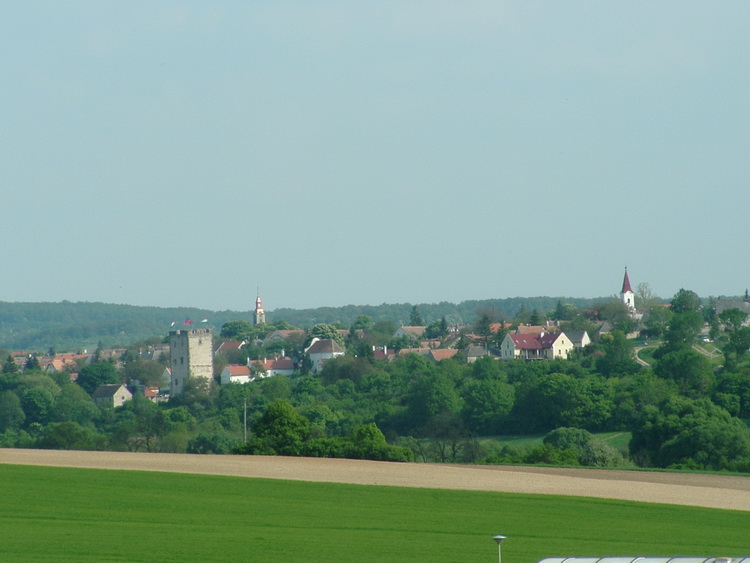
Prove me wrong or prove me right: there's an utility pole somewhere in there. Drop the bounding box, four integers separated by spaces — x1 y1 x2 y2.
244 397 248 443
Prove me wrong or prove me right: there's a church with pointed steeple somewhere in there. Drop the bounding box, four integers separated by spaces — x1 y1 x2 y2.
620 268 635 313
253 291 266 326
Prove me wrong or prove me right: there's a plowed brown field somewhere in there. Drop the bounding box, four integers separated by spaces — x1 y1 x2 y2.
3 448 749 511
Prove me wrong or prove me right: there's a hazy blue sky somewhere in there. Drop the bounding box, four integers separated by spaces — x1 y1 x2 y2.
3 2 749 312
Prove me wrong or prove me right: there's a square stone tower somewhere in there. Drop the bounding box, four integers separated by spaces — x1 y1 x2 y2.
169 328 213 395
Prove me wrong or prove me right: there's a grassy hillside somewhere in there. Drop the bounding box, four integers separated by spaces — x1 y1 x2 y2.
1 464 748 562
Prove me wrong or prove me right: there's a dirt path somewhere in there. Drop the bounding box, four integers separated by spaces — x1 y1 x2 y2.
2 448 749 512
633 346 650 367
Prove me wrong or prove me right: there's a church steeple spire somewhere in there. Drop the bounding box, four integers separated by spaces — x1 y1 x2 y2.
621 267 633 294
620 268 635 312
253 289 266 326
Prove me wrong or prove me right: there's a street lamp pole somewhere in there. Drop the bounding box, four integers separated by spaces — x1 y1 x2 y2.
493 534 507 563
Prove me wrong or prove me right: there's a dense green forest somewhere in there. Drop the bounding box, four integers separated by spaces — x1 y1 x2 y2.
0 296 605 351
2 288 750 472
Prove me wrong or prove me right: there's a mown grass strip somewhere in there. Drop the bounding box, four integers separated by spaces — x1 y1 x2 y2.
1 464 748 562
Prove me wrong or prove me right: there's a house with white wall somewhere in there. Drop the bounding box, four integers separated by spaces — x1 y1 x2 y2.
500 331 574 360
305 338 345 373
220 364 252 385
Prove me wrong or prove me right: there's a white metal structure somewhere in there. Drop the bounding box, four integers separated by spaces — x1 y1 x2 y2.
539 558 750 563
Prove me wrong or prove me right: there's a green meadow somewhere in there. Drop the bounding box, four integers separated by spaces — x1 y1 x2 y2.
1 464 748 562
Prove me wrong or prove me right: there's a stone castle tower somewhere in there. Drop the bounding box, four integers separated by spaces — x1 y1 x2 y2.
620 268 635 312
169 328 213 396
253 292 266 326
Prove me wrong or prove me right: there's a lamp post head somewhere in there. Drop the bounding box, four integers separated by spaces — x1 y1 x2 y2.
493 535 507 545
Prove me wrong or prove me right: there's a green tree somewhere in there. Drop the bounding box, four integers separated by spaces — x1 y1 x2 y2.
424 317 448 340
630 396 750 470
344 423 413 462
595 331 640 377
513 373 613 433
553 301 577 321
409 305 423 326
405 372 462 432
644 306 673 338
655 290 704 357
610 371 677 429
350 315 373 331
77 362 119 395
37 421 96 450
655 348 714 397
635 282 660 313
245 400 310 456
718 308 748 332
460 378 514 435
543 426 593 452
187 430 239 454
24 355 42 372
305 324 345 347
727 327 750 358
0 391 25 431
473 313 493 348
21 387 54 425
131 394 168 452
671 288 701 314
50 384 99 426
529 309 541 326
3 355 18 374
122 358 167 387
542 426 626 467
714 370 750 418
596 301 637 333
220 320 255 341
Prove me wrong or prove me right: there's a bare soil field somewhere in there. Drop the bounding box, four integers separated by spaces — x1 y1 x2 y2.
2 448 750 512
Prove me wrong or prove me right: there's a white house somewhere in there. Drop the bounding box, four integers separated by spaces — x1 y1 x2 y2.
500 331 575 360
305 338 345 373
565 331 592 349
92 384 133 408
254 356 295 378
220 364 252 385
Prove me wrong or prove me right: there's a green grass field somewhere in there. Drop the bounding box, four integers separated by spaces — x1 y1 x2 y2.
1 464 748 562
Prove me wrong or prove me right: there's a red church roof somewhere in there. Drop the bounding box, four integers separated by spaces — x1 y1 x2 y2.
622 268 633 293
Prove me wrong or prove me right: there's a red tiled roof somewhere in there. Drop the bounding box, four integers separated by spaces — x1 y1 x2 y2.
517 324 559 334
429 349 458 361
257 357 294 371
398 326 426 336
225 364 251 376
373 349 395 360
509 332 561 350
216 341 245 353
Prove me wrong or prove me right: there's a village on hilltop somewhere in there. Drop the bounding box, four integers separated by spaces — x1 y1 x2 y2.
4 270 748 410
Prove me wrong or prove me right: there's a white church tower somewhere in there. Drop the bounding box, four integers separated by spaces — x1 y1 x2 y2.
253 291 266 326
620 268 635 313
